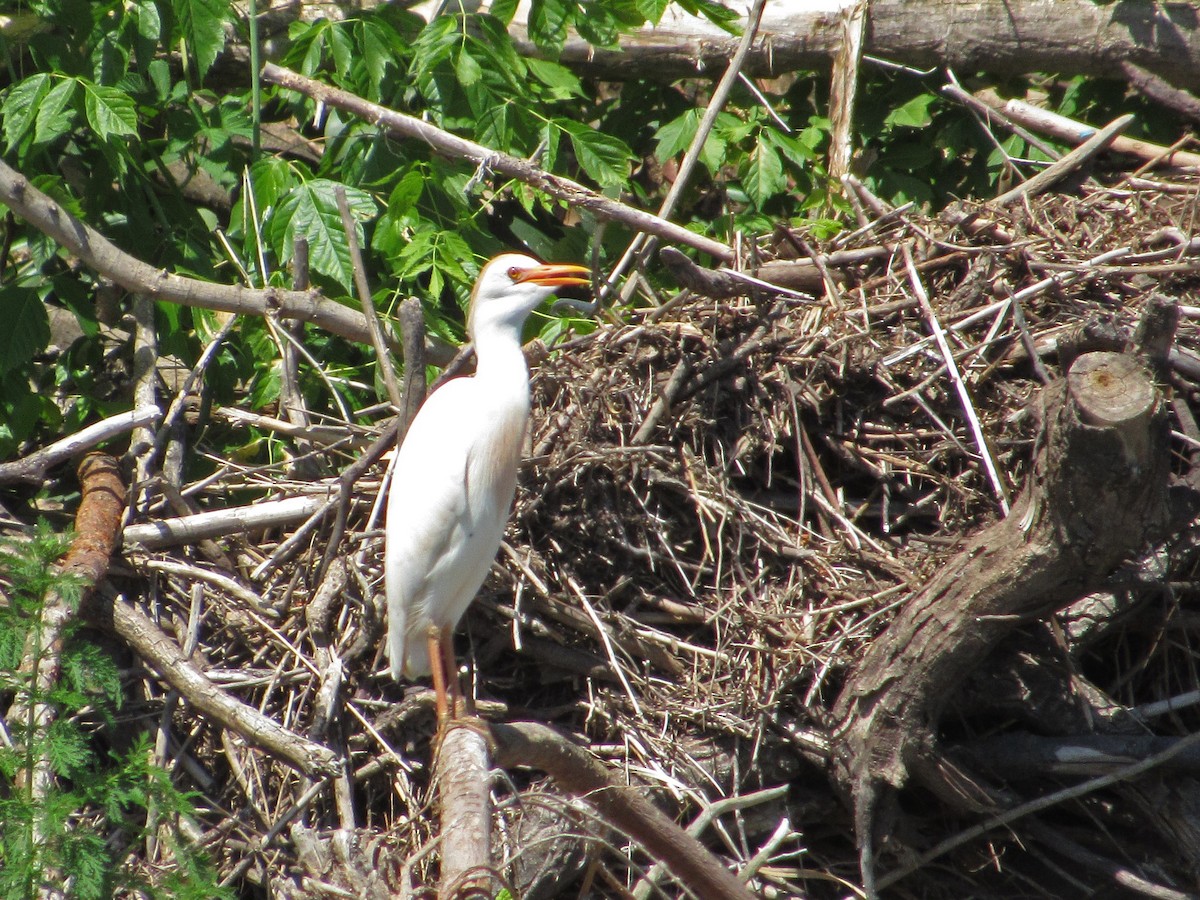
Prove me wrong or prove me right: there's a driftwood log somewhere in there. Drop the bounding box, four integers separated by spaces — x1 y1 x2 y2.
830 299 1177 893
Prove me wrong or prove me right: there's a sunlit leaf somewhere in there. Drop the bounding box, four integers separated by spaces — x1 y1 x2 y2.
528 0 573 50
740 141 785 207
655 108 702 160
2 73 51 150
268 179 377 293
635 0 672 24
455 49 482 87
82 82 138 140
558 120 634 187
526 57 582 99
885 93 937 129
34 78 78 146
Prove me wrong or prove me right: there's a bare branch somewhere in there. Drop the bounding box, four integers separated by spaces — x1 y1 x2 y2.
0 406 161 486
0 159 454 365
489 721 756 900
261 63 736 264
123 494 332 550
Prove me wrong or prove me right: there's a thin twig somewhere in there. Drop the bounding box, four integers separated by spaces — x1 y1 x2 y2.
992 114 1135 206
335 184 402 409
599 0 769 302
902 245 1010 514
0 406 161 486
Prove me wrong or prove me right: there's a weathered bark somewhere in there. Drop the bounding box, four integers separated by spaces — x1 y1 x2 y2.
6 454 127 900
516 0 1200 87
437 724 496 898
830 309 1175 889
259 0 1200 89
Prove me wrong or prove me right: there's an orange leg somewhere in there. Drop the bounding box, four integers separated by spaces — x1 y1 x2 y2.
439 624 461 720
427 624 449 725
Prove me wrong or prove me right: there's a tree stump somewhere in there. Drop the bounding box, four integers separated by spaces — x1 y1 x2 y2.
830 338 1173 892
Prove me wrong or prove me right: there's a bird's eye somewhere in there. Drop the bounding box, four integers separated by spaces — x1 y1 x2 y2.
507 266 521 280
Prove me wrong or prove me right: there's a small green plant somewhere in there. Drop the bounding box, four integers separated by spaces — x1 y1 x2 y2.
0 523 231 900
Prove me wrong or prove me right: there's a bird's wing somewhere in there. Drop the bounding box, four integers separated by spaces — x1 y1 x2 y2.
384 378 525 678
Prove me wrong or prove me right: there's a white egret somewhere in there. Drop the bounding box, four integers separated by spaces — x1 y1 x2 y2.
385 253 590 719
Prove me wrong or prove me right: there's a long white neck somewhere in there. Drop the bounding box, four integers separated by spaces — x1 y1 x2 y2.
471 320 531 410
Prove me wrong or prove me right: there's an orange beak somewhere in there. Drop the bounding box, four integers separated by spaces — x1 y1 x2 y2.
512 263 591 288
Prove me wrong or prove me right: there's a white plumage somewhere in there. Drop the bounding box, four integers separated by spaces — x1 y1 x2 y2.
385 254 590 693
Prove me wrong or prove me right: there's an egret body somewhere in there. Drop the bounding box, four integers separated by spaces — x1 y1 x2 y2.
385 254 589 714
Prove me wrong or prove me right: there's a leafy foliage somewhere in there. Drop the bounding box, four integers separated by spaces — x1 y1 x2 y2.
0 525 229 899
0 0 1180 469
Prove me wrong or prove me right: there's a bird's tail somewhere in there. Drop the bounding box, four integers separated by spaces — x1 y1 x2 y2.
387 617 431 680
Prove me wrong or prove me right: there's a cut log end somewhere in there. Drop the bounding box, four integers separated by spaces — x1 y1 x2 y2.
1067 352 1156 428
1067 352 1158 466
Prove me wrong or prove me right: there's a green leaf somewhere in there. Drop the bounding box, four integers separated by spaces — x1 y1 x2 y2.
34 78 79 146
3 73 51 150
387 168 425 220
673 0 740 31
526 57 583 99
763 129 815 168
148 58 172 101
559 120 633 187
655 108 701 160
327 19 355 77
268 179 378 292
171 0 228 78
489 0 520 24
392 227 438 281
635 0 672 24
81 82 138 140
137 0 162 40
0 286 50 376
528 0 573 50
740 141 785 207
372 169 426 257
885 93 937 129
455 49 482 87
358 18 404 97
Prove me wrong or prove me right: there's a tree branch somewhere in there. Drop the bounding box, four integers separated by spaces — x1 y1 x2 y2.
0 159 453 365
260 64 736 264
489 721 756 900
0 406 160 485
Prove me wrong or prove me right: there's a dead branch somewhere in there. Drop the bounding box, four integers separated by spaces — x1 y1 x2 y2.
489 721 756 900
83 586 341 778
504 0 1200 88
958 732 1200 779
0 406 160 485
972 90 1200 170
437 724 496 898
122 493 332 550
1122 61 1200 125
991 114 1135 206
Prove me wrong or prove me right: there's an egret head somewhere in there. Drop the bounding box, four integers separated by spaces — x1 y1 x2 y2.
467 253 590 339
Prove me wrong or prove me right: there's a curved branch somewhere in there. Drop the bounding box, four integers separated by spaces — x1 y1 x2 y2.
0 159 454 365
489 721 756 900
